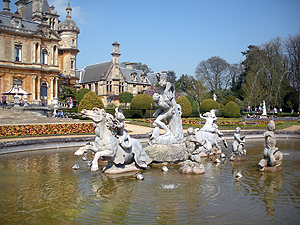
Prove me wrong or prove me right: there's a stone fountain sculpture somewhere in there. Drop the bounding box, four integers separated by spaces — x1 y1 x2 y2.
229 127 246 161
194 109 228 156
145 73 186 163
74 107 152 174
258 120 283 172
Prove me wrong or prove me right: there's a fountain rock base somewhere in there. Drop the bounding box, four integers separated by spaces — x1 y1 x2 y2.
144 143 186 163
229 150 247 161
102 162 145 174
179 160 205 174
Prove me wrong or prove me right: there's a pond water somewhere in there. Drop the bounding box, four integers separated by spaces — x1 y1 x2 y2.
0 138 299 224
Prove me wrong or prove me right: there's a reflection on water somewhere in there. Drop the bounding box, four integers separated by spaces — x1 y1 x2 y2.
0 138 299 224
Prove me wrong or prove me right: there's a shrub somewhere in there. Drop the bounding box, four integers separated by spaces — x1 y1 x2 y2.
130 94 155 118
200 99 219 113
222 101 240 118
222 95 236 106
76 88 91 104
176 96 192 117
78 91 104 113
119 92 133 109
106 102 117 109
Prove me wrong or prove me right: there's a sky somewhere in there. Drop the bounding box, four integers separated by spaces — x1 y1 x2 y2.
5 0 300 78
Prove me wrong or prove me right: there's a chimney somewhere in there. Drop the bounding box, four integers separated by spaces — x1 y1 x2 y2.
125 62 133 69
3 0 10 12
15 0 27 19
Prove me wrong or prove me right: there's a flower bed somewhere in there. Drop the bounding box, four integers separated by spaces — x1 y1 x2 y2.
0 123 95 137
133 118 284 130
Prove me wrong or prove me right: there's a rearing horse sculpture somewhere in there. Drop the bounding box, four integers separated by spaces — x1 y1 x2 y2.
74 108 152 173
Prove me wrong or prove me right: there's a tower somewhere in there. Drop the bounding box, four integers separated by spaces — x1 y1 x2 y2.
111 41 121 79
58 2 80 78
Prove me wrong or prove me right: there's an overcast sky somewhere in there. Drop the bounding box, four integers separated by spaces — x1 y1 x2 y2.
6 0 300 78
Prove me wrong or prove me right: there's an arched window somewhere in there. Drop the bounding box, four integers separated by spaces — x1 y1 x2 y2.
40 81 48 104
41 49 48 65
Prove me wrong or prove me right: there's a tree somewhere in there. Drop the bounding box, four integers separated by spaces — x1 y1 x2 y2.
167 70 176 83
78 91 104 113
119 92 133 109
143 85 158 97
241 39 290 111
176 96 192 117
59 86 76 103
175 74 207 111
76 88 90 104
195 56 230 91
130 94 155 118
120 62 153 74
285 32 300 111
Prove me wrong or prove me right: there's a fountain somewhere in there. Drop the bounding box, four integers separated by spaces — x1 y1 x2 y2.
0 138 299 224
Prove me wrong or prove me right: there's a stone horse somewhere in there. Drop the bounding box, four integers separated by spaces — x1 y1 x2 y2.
74 108 152 173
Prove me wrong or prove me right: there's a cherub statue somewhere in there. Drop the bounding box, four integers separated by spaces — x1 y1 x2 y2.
258 120 283 171
199 109 228 148
229 127 246 161
113 107 131 149
232 127 245 153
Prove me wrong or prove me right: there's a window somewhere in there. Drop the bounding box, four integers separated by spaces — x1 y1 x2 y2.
133 85 136 94
40 82 48 101
119 82 124 93
71 60 74 69
41 49 48 64
15 21 19 28
15 45 22 62
106 81 112 92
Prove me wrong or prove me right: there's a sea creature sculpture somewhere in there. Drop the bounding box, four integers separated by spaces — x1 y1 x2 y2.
74 108 152 173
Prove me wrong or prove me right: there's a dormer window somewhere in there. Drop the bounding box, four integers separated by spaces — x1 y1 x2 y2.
15 45 22 62
131 72 137 82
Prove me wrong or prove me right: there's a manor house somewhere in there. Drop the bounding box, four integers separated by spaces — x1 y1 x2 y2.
78 41 164 106
0 0 79 105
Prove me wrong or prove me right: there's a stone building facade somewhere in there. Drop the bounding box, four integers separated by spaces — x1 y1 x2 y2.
0 0 79 105
78 42 153 106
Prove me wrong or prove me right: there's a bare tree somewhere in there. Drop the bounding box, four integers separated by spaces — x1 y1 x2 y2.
195 56 230 91
285 32 300 111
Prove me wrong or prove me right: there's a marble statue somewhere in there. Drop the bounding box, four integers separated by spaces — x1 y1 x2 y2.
194 109 228 156
258 120 283 172
148 72 183 145
74 107 152 173
179 127 205 174
262 100 267 117
145 73 186 163
229 127 247 161
213 93 217 101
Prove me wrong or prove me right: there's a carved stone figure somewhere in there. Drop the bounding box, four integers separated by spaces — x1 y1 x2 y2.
148 73 183 145
194 109 228 156
179 127 205 174
229 127 247 161
258 120 283 172
262 100 267 117
74 108 152 173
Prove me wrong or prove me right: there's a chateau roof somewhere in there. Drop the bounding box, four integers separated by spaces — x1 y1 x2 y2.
0 14 39 31
58 18 79 33
81 61 113 83
79 61 152 85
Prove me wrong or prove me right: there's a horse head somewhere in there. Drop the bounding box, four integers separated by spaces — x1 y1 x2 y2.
81 107 106 123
